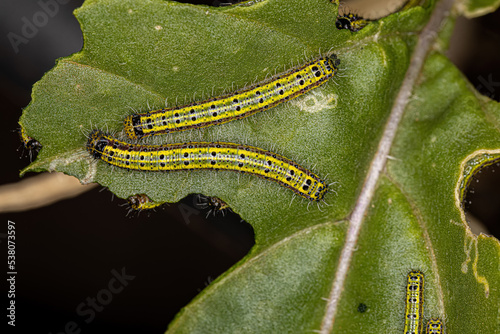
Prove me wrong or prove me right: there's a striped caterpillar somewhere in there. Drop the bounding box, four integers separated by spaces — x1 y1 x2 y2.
404 271 446 334
404 270 424 334
87 130 328 202
196 194 231 216
425 318 444 334
18 125 41 161
335 13 370 32
127 193 163 211
123 55 340 139
19 126 40 150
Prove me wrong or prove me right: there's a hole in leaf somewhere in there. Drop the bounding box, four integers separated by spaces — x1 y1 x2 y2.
464 161 500 238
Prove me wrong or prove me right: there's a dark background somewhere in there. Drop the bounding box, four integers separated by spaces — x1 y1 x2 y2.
1 0 499 333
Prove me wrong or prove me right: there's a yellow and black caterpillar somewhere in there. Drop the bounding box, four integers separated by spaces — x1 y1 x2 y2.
405 270 425 334
335 13 370 32
87 130 328 201
426 318 444 334
123 55 340 139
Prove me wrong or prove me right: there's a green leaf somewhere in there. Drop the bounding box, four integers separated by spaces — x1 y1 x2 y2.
19 0 500 332
458 0 500 17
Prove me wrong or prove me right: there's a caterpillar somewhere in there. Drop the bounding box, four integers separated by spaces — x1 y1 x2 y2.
196 194 231 216
127 193 164 211
18 126 41 160
336 0 421 32
335 13 370 32
87 130 328 202
404 270 424 334
123 55 340 139
19 126 41 151
425 318 444 334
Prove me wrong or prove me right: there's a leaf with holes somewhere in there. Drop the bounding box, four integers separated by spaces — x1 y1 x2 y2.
19 0 500 332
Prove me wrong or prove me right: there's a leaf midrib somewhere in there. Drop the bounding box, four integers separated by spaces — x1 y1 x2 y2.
319 0 457 332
